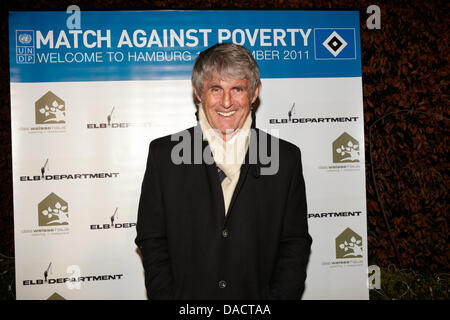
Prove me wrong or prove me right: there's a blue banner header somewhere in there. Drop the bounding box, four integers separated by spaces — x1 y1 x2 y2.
9 10 362 82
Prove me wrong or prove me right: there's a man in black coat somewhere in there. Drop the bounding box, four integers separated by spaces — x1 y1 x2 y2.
135 43 312 300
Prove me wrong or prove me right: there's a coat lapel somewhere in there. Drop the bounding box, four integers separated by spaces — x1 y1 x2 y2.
225 160 250 223
196 126 227 227
194 108 260 227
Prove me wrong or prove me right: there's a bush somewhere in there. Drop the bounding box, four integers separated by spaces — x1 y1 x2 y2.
370 265 450 300
0 253 15 300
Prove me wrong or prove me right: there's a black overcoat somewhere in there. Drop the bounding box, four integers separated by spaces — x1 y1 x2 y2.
135 115 312 300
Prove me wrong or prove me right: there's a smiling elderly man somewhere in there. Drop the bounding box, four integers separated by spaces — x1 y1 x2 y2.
135 43 312 300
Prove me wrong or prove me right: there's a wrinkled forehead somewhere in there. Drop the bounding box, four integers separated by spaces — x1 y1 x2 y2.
202 66 249 88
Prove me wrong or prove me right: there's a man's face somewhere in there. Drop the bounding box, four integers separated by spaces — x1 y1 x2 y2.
195 74 260 140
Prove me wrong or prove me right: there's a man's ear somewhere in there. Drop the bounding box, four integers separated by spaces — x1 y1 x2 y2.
193 85 202 103
251 83 262 104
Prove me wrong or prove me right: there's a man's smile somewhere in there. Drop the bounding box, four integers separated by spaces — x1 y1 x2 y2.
217 110 237 117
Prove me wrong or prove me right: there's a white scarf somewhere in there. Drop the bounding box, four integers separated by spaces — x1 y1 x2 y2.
198 105 252 215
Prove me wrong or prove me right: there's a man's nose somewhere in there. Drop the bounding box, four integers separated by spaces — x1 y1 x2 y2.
221 90 232 109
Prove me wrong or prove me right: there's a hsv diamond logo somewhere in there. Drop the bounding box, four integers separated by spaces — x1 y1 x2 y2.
16 30 35 64
314 29 356 60
323 31 347 57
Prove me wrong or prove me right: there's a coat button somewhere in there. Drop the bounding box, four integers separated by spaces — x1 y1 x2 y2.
222 229 229 238
219 280 227 289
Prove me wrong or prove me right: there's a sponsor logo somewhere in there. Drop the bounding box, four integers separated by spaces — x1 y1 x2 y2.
336 227 363 259
20 192 70 236
22 262 123 286
35 91 66 124
333 132 360 163
314 28 356 60
18 33 33 45
86 106 151 129
269 102 359 125
317 132 362 173
38 193 69 226
19 158 120 182
16 30 35 64
44 262 52 282
19 91 67 134
322 31 347 57
90 207 136 230
321 227 364 269
47 292 65 300
308 210 362 219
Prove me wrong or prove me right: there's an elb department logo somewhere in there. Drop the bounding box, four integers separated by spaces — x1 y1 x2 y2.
16 30 35 64
314 29 356 60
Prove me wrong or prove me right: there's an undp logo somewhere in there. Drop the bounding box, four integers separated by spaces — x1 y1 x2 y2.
18 33 32 44
314 28 356 60
16 30 35 64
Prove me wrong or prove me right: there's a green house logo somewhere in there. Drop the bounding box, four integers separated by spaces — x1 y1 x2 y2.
35 91 66 124
47 292 65 300
38 193 68 226
335 227 363 259
332 132 360 163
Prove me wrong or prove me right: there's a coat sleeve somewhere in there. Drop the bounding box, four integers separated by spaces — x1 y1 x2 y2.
135 141 174 299
267 148 312 299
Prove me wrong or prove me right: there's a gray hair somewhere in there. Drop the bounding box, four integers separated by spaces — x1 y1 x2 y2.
192 43 261 98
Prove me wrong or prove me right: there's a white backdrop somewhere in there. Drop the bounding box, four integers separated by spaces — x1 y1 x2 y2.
10 10 368 300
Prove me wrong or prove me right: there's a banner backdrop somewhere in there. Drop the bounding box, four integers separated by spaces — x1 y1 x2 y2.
9 10 368 300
